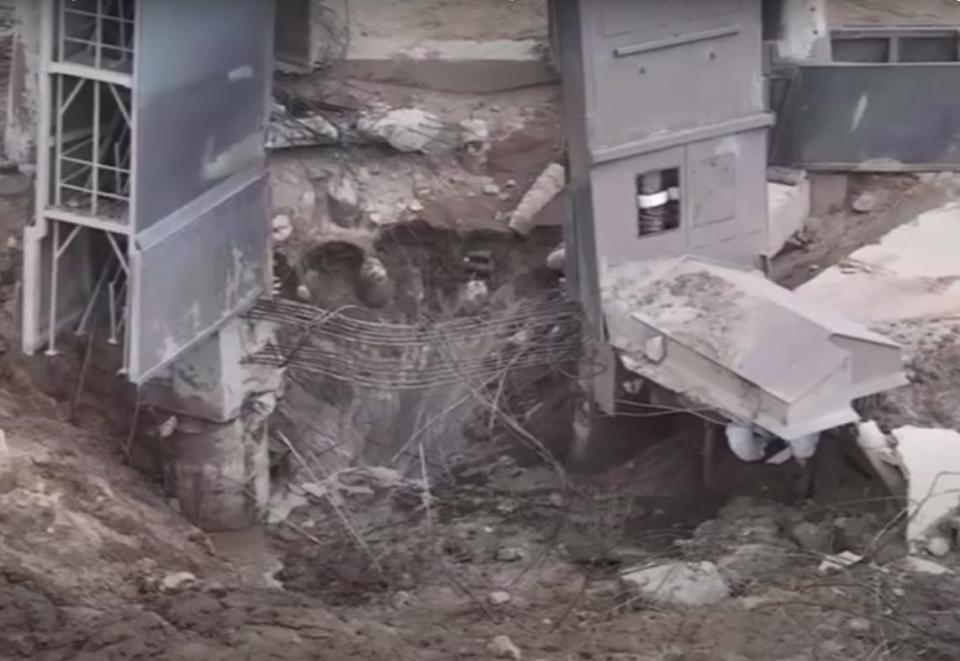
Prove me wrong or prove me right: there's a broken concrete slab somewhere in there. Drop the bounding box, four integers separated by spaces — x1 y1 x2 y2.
799 203 960 326
509 163 565 236
892 426 960 550
355 108 487 155
818 551 862 574
766 178 811 257
856 421 907 496
620 561 730 607
331 39 555 94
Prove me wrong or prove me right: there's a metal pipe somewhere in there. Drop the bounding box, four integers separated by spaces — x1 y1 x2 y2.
75 255 112 335
45 221 61 355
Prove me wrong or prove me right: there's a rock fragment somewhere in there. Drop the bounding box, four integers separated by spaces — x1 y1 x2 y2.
272 214 294 243
488 635 522 660
851 192 877 213
326 175 361 228
357 108 454 154
619 561 730 606
496 547 528 563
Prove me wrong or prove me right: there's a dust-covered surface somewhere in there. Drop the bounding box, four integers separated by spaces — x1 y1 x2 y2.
772 174 956 290
604 262 750 368
865 318 960 432
345 0 547 44
773 173 960 437
829 0 960 26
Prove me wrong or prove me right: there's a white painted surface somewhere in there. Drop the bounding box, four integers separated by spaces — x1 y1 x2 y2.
726 424 765 462
902 556 953 575
766 180 811 257
892 426 960 546
778 0 831 62
799 204 960 325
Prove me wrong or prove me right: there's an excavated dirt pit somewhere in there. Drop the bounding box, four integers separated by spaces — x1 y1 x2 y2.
3 62 960 659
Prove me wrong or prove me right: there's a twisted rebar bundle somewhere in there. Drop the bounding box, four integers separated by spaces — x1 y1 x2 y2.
245 294 589 390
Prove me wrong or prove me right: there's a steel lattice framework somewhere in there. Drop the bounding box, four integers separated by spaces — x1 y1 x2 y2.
23 0 275 383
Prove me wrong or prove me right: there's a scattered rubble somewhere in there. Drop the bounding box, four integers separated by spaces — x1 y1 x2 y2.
10 4 960 660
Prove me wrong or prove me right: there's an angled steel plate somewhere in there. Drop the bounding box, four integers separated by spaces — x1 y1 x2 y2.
129 173 270 383
133 0 272 233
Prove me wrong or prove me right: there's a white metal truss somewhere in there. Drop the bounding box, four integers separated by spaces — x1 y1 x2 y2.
23 0 273 383
25 0 136 371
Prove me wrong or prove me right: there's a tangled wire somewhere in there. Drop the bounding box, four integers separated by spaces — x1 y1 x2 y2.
245 294 590 390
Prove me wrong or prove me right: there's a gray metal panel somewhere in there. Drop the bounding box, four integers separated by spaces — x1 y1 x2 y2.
585 0 765 152
590 146 687 268
688 129 768 261
554 0 603 336
587 128 767 270
275 0 314 69
128 173 270 384
133 0 273 233
771 64 960 170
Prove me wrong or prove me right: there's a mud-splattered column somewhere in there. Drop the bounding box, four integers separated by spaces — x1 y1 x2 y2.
146 318 283 532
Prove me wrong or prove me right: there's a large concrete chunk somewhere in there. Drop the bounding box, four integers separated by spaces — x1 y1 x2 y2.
766 178 811 257
603 256 906 440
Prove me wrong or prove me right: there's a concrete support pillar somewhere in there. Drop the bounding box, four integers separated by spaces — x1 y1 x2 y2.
172 413 271 532
146 318 283 532
5 0 41 165
776 0 831 63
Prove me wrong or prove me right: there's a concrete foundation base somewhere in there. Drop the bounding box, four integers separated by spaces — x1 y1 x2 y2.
147 317 282 532
170 414 270 533
328 40 556 94
810 173 849 217
766 178 811 257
